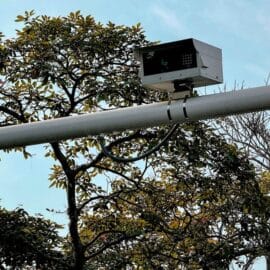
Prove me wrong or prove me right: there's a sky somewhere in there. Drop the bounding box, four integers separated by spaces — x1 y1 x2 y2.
0 0 269 268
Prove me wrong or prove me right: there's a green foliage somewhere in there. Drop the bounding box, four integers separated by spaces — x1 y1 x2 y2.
0 206 68 269
260 171 270 195
80 123 267 269
15 10 35 22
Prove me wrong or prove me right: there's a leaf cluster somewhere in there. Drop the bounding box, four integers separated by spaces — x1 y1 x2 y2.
0 207 68 269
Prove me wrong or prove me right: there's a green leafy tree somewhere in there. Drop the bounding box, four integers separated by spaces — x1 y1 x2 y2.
0 11 268 270
0 11 154 269
0 206 66 269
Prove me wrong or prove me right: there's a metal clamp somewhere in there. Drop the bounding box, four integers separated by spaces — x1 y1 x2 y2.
183 95 189 119
167 99 173 121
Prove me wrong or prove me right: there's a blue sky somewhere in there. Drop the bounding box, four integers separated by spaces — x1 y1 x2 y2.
0 0 269 268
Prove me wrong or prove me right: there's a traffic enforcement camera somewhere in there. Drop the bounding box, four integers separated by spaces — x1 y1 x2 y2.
135 38 223 96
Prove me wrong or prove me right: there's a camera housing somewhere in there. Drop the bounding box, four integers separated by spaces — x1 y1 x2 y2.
135 38 223 94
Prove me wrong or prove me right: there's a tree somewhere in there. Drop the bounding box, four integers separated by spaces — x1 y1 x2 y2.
79 122 269 270
216 111 270 171
213 109 270 268
0 11 268 269
0 206 66 269
0 10 156 269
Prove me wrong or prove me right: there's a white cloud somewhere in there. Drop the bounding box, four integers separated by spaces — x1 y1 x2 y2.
200 0 270 42
151 5 188 37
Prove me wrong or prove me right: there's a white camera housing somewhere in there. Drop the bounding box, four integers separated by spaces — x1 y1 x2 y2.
135 38 223 93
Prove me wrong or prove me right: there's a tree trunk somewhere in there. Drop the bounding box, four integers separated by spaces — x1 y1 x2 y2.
51 142 85 270
67 176 85 270
266 255 270 270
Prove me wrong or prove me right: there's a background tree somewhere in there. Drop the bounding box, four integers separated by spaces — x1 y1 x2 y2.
0 206 66 269
213 92 270 268
0 11 269 269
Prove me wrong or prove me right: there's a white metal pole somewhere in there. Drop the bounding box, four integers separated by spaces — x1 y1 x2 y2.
0 86 269 149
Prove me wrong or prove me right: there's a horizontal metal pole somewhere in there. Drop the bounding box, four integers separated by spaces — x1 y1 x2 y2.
0 85 270 149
